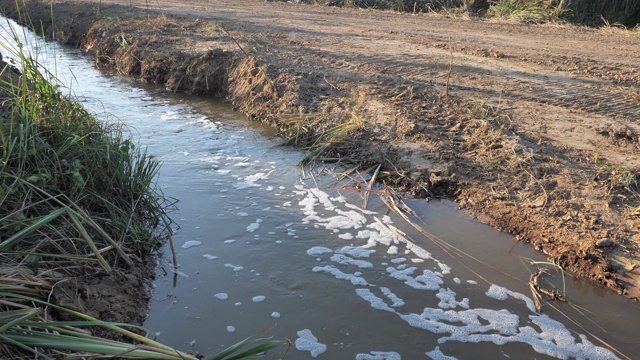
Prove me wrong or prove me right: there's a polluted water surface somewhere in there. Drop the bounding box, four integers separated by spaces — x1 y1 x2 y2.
1 15 639 360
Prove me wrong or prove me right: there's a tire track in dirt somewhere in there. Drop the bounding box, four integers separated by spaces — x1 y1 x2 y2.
342 45 640 124
354 44 640 140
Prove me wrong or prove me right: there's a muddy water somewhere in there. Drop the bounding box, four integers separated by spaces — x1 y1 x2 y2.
3 16 640 360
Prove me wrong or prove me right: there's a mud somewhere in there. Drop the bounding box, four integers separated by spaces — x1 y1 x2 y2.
50 260 156 340
1 0 638 324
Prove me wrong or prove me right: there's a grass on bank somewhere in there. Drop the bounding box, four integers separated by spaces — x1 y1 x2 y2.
282 110 365 164
488 0 567 24
0 18 283 359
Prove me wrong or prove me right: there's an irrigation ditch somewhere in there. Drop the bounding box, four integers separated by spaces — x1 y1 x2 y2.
1 0 640 357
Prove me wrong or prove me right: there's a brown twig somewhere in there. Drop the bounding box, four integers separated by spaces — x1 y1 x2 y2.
167 232 178 272
220 24 249 57
363 164 381 210
445 37 453 98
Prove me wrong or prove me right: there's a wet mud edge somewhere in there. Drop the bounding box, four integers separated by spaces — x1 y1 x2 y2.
1 0 637 327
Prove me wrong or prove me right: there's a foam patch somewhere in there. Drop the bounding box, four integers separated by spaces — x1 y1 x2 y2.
295 329 327 358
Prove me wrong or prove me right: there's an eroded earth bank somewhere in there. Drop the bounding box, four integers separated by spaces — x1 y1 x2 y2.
2 0 639 301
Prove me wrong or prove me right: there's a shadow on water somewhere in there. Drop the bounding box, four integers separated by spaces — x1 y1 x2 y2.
2 15 639 360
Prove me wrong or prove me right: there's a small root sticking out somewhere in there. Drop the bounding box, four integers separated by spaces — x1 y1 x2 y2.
529 269 566 312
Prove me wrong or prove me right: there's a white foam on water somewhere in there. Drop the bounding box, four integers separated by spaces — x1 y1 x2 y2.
400 307 521 339
355 217 405 248
337 246 374 258
356 289 394 312
234 170 273 189
283 201 293 207
181 241 202 249
214 293 228 300
295 183 619 360
338 232 354 240
203 254 218 260
216 169 231 175
298 187 337 220
224 239 237 244
160 111 180 121
237 212 249 217
313 265 368 286
252 295 266 303
380 287 405 308
355 351 401 360
330 254 374 269
485 284 509 301
271 312 281 319
436 288 469 309
467 280 478 285
295 329 327 358
224 264 244 272
425 347 458 360
234 302 242 307
307 247 333 256
437 263 452 275
227 326 236 333
386 267 443 290
234 162 252 167
486 285 537 313
316 210 368 231
400 298 618 359
246 219 262 232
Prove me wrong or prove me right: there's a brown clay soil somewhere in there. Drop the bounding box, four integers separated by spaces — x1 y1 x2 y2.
2 0 639 326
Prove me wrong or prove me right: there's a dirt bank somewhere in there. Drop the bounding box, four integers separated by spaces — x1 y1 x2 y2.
2 0 639 304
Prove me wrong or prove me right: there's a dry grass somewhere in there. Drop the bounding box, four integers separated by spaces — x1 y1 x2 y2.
282 109 365 164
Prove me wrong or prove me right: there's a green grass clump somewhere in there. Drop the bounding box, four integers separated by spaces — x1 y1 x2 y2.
0 46 171 262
